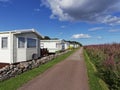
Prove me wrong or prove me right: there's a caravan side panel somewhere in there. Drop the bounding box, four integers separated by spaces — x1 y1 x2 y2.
0 34 11 63
41 40 62 53
25 33 39 60
16 34 26 62
16 33 40 62
13 35 17 63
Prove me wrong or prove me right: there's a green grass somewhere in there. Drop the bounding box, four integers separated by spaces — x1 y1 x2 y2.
0 49 77 90
84 50 109 90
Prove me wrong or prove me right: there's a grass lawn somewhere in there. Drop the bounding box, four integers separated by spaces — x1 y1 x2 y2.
84 50 109 90
0 49 77 90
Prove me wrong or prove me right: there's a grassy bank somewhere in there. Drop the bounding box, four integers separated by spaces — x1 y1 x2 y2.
84 50 109 90
0 49 77 90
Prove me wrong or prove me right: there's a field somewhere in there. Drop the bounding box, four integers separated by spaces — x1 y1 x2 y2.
84 43 120 90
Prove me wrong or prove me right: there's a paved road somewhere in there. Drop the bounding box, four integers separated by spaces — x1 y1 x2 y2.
18 48 89 90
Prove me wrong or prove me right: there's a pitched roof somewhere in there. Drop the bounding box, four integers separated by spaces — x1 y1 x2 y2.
0 28 43 39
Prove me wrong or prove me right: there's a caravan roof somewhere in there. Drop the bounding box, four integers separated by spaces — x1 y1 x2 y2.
0 28 43 39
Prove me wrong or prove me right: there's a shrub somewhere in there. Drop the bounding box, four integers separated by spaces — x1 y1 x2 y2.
84 43 120 90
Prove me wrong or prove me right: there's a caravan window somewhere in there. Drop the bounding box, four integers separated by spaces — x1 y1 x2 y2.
1 37 8 48
18 37 25 48
27 38 36 48
56 43 61 48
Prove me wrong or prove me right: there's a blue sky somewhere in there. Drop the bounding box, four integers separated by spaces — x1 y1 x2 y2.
0 0 120 45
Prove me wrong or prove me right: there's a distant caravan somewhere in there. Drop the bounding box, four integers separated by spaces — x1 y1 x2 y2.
40 40 70 54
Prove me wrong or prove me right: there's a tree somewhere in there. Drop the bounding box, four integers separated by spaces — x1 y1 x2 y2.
67 40 82 46
43 36 51 40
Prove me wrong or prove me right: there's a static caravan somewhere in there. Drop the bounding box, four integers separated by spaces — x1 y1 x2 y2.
74 44 80 48
0 29 43 64
70 43 80 48
41 40 65 53
64 41 70 50
69 43 75 48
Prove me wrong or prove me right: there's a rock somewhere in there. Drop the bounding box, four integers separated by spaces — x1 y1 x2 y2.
6 70 12 75
10 71 16 77
18 63 25 69
23 62 29 68
41 60 46 64
0 68 4 74
9 65 14 70
4 65 10 71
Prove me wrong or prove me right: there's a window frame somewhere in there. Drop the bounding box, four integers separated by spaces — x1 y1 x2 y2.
27 38 37 48
1 37 8 49
56 43 61 48
18 37 25 48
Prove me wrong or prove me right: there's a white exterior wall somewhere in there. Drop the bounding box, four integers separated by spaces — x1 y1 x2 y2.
41 40 63 53
0 33 11 63
26 48 37 60
16 33 40 62
74 44 79 48
25 33 40 60
64 42 70 50
70 44 74 48
17 48 26 62
70 44 79 48
10 33 14 63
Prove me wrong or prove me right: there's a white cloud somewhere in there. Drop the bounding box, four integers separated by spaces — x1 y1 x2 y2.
72 34 91 39
109 29 120 32
42 0 120 25
0 0 11 7
34 8 40 12
59 32 63 35
61 25 66 28
0 0 10 2
89 27 103 31
101 15 120 25
97 36 102 39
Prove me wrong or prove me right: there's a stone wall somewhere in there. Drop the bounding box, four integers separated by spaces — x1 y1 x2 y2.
0 51 68 81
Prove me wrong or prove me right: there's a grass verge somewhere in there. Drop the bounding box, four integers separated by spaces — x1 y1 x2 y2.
0 49 77 90
84 50 109 90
